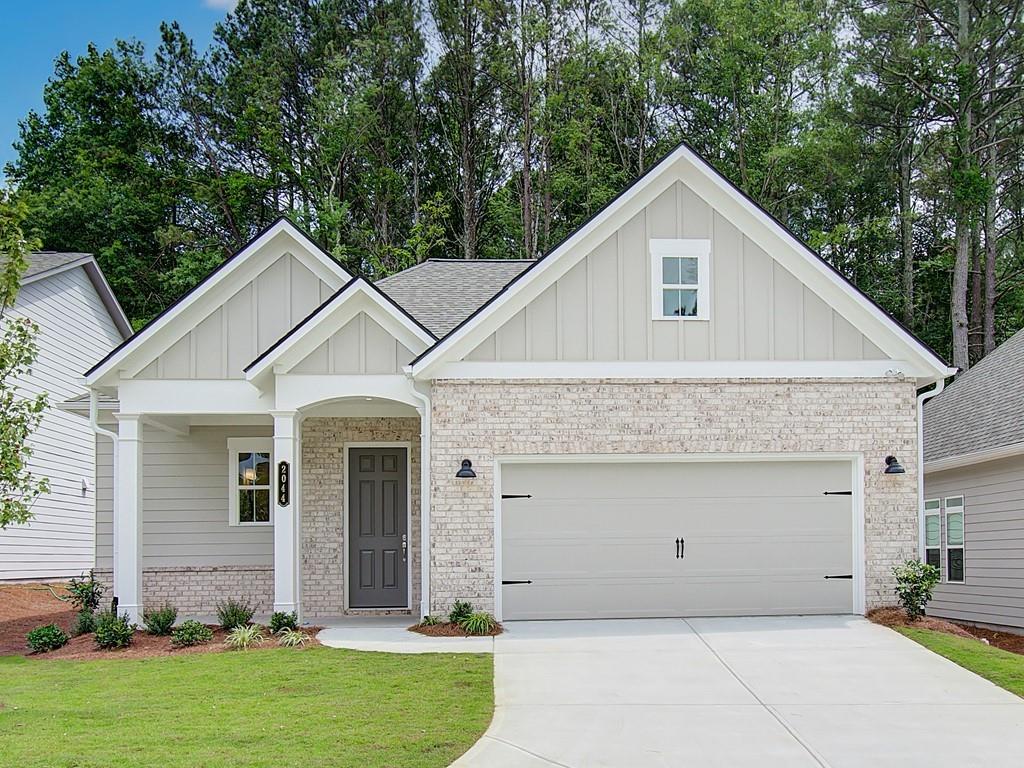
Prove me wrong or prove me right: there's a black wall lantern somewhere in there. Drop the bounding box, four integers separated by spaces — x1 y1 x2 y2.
456 459 476 478
884 455 905 474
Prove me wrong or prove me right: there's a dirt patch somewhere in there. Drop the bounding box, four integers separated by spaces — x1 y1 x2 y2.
0 583 78 656
867 606 976 639
409 621 503 638
958 625 1024 656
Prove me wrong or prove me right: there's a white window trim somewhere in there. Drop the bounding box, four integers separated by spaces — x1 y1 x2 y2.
650 238 711 321
228 438 274 527
923 498 941 570
944 495 965 583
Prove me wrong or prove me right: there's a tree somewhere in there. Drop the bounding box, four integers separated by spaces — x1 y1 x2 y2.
0 192 50 529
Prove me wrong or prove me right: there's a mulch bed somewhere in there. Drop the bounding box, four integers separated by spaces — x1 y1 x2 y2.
867 606 976 638
409 621 503 637
957 624 1024 657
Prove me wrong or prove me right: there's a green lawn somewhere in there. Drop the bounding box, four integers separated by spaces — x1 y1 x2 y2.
0 647 493 768
899 627 1024 698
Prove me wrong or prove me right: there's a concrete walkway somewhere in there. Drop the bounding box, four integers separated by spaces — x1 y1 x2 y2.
453 616 1024 768
316 616 494 654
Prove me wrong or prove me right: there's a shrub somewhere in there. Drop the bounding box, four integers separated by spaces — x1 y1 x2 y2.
144 604 178 636
448 600 474 625
66 570 104 612
26 623 69 653
269 611 298 634
72 609 96 637
224 624 264 650
216 599 254 630
94 611 135 649
277 628 310 648
459 611 498 636
171 620 214 648
418 614 441 627
893 559 941 620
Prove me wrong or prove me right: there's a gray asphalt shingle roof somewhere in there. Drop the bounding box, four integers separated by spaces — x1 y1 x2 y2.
924 327 1024 462
376 258 533 337
24 251 91 278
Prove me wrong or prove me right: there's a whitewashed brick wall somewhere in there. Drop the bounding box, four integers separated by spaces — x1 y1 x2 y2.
95 566 273 616
429 378 919 615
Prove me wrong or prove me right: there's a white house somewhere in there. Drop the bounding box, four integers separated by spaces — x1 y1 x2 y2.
1 252 130 580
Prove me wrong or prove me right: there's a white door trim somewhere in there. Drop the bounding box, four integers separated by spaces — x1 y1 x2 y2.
493 452 866 621
343 441 413 612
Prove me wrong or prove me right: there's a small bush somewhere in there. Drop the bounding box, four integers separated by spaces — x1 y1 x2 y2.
418 614 441 627
216 599 254 630
277 628 310 648
144 604 178 636
893 559 941 620
459 611 498 636
269 611 298 634
66 570 104 612
94 611 135 649
224 624 264 650
171 620 213 648
448 600 474 625
72 609 96 637
26 623 69 653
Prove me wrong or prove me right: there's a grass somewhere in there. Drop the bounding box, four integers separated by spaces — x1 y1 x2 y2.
899 626 1024 698
0 647 493 768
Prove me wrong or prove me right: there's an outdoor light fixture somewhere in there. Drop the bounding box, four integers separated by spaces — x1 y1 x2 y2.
884 455 905 474
456 459 476 478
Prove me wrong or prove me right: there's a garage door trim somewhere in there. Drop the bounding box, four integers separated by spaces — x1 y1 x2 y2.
493 452 866 621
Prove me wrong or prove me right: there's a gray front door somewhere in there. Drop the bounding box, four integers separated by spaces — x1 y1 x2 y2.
348 447 409 608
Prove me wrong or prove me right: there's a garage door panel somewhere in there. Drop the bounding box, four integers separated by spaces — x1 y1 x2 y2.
501 460 854 620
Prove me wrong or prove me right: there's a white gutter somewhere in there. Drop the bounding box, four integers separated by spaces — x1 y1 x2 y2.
916 378 947 559
89 389 118 577
408 378 432 619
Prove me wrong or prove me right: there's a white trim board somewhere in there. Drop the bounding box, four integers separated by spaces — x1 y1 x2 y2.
924 441 1024 474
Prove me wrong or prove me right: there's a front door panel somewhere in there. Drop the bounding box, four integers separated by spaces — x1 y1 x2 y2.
349 448 408 608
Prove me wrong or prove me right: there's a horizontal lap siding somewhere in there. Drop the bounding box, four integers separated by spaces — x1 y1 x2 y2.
925 455 1024 630
0 268 123 580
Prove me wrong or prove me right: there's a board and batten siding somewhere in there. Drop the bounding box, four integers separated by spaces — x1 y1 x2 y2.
135 254 335 379
464 180 889 363
290 311 416 375
95 425 274 570
0 267 124 580
924 454 1024 630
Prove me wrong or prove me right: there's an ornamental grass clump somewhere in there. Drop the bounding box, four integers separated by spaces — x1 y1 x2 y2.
225 624 264 651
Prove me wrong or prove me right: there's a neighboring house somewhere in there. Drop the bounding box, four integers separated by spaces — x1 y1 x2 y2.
1 252 130 580
81 142 952 624
923 328 1024 631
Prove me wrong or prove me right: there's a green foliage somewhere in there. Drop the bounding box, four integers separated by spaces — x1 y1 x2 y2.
94 611 135 649
171 620 214 648
26 623 69 653
899 627 1024 698
448 600 473 625
216 599 254 630
72 610 97 637
459 612 498 636
269 611 298 634
277 628 310 648
224 624 264 651
144 604 178 636
66 571 104 612
893 559 941 620
418 614 441 627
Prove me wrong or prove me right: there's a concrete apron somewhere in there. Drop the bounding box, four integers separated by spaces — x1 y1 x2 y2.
452 616 1024 768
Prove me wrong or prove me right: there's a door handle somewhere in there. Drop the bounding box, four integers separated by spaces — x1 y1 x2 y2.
401 534 408 563
675 537 685 559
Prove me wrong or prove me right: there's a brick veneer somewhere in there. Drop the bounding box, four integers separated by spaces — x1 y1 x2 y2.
94 566 273 616
300 417 421 618
428 378 919 615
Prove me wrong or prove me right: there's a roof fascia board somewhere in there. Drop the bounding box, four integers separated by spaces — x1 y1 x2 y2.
81 260 133 338
924 441 1024 474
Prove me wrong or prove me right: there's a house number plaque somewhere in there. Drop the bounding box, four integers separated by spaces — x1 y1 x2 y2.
277 461 290 507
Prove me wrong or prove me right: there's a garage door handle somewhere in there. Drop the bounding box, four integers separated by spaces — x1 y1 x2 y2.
676 538 685 559
824 574 853 579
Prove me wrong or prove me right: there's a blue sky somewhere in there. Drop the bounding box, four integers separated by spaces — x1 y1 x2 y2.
0 1 234 174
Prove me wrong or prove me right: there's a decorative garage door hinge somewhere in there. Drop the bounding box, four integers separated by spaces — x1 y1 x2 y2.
822 490 852 496
501 580 533 585
824 574 853 579
501 493 532 499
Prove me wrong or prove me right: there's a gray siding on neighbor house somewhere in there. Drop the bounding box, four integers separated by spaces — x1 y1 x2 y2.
290 311 416 374
95 425 274 570
925 454 1024 630
464 181 889 363
0 266 124 580
135 254 335 380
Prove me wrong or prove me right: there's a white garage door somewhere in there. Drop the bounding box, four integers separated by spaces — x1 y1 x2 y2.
500 460 854 620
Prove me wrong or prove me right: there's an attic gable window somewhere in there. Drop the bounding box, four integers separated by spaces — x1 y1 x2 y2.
651 239 711 321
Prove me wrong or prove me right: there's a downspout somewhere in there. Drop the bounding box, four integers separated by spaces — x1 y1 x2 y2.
916 377 947 560
89 389 118 584
408 377 432 619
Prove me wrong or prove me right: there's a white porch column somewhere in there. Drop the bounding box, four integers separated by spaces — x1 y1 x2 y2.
113 414 144 624
272 410 301 616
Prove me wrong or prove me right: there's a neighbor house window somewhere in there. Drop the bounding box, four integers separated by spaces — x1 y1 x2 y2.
228 438 273 526
924 499 941 571
945 496 965 583
650 239 711 321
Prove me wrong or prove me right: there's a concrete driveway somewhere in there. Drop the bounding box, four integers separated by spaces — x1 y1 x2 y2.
452 616 1024 768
